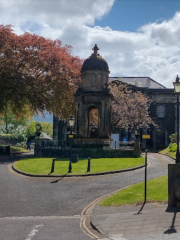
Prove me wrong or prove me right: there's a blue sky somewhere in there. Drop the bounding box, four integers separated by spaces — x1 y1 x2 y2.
1 0 180 122
96 0 180 32
95 0 180 32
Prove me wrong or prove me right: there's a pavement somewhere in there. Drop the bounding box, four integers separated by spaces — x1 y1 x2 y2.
91 202 180 240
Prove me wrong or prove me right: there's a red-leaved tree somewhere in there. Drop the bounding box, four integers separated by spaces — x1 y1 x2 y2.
0 25 83 120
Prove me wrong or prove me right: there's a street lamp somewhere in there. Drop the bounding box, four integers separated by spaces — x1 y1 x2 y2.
27 124 30 150
68 115 75 173
173 75 180 164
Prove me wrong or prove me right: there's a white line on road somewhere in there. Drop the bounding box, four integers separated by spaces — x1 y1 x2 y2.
25 224 43 240
0 215 81 220
99 235 127 240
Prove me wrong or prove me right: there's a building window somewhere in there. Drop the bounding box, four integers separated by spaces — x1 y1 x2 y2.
157 105 165 118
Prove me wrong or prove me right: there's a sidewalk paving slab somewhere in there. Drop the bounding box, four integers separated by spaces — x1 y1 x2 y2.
91 202 180 239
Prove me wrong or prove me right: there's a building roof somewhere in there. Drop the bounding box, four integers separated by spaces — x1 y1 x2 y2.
81 44 109 72
109 77 166 89
35 132 52 140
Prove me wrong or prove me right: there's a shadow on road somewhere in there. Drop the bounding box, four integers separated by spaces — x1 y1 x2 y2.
50 173 68 183
164 206 180 234
134 201 146 215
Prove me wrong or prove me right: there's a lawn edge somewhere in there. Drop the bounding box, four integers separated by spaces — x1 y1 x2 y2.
12 163 145 177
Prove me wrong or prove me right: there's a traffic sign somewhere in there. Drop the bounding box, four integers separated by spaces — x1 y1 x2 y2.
142 135 150 139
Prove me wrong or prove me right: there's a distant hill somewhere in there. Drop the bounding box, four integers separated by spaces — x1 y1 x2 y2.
33 114 53 123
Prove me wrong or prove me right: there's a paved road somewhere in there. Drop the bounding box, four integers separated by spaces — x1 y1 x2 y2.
0 153 174 239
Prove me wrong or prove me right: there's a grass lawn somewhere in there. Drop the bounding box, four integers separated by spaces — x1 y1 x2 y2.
14 157 145 175
0 145 30 154
11 146 30 154
100 175 168 206
159 146 176 159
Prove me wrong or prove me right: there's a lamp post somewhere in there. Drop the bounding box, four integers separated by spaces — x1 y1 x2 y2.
68 115 75 173
27 124 30 150
173 75 180 164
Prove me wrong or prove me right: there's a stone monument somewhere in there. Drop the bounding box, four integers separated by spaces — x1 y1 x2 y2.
74 44 113 146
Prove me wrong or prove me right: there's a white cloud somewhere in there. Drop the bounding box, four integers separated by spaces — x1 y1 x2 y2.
0 0 115 27
0 0 180 88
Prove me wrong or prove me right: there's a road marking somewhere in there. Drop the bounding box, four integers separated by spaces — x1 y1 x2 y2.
109 234 127 240
25 224 43 240
99 235 127 240
0 215 81 220
80 185 137 239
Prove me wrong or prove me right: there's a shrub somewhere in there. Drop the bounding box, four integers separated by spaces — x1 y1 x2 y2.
169 143 177 152
169 133 178 144
15 143 22 147
0 133 25 141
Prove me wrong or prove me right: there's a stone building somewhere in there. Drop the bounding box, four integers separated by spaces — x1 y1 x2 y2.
53 45 177 151
110 77 176 151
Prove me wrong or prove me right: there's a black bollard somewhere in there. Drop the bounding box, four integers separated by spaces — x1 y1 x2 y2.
51 158 55 173
68 159 72 173
87 157 91 172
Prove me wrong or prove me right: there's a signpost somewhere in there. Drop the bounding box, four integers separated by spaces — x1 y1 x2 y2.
142 135 150 202
142 135 150 139
145 150 147 202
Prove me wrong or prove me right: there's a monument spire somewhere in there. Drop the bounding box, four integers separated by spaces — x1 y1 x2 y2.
92 44 99 55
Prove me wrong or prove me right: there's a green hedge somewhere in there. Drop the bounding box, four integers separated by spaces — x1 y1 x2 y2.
35 147 138 158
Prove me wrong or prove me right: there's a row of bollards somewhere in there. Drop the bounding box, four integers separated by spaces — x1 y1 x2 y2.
50 157 91 174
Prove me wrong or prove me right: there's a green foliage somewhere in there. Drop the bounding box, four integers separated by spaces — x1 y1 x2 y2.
26 121 42 141
15 143 22 147
159 146 176 159
0 133 25 142
39 148 136 158
0 133 17 140
41 122 53 138
14 157 145 175
10 146 29 154
100 175 168 206
169 143 177 152
0 145 29 155
35 122 42 137
0 113 28 141
169 133 178 143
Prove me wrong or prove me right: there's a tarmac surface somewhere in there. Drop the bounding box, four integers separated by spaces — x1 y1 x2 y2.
0 152 176 239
